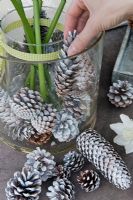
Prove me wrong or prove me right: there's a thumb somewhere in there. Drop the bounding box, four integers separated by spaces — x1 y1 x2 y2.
68 18 99 56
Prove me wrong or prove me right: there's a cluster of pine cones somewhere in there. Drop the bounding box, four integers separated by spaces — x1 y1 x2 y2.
5 128 132 200
0 87 81 144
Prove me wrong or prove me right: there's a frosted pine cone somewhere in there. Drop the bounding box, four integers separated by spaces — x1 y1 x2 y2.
10 87 43 120
77 129 132 190
64 93 91 121
75 53 96 92
63 151 85 172
55 165 71 179
55 30 82 97
46 178 75 200
107 80 133 107
29 132 51 145
31 104 57 134
77 170 100 192
25 147 56 182
5 167 42 200
52 110 79 142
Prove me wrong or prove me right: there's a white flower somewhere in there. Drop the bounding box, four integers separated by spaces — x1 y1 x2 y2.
110 114 133 154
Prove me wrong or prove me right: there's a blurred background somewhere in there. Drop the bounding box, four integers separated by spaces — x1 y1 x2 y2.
0 0 72 19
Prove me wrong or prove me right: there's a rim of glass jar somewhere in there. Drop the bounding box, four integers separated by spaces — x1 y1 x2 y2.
0 6 103 64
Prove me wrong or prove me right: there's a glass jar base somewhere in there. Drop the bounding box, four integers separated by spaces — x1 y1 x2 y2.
0 112 96 155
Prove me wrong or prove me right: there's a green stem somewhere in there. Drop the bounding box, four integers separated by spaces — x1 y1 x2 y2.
11 0 36 89
33 0 48 100
44 0 66 43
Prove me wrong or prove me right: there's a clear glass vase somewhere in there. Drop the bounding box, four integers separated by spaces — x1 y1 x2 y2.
0 6 103 155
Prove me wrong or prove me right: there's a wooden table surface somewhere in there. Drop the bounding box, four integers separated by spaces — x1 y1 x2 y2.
0 27 133 200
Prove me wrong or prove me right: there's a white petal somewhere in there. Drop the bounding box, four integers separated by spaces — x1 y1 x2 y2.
113 136 129 146
110 123 124 135
125 142 133 154
120 114 131 124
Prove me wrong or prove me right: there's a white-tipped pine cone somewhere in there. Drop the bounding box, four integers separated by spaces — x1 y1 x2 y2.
46 178 75 200
64 93 91 121
77 170 100 192
63 151 85 173
31 104 57 134
107 80 133 107
55 165 71 179
76 129 132 190
0 88 22 131
25 147 56 182
5 167 42 200
10 87 43 120
52 110 79 142
55 30 82 97
75 52 96 92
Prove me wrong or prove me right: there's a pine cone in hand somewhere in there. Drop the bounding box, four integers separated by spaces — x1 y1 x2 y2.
63 151 85 173
77 170 100 192
31 104 57 134
5 167 42 200
55 30 82 97
46 178 75 200
25 147 56 182
10 87 43 120
52 110 79 142
107 80 133 107
77 129 132 190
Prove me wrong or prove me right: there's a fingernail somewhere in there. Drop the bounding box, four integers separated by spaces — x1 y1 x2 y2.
68 45 77 56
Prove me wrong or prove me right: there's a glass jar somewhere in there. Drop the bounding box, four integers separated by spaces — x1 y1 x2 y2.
0 6 103 155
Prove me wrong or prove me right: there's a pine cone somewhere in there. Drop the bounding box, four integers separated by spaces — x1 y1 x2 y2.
46 178 75 200
107 80 133 108
55 165 71 179
55 30 82 97
31 104 57 134
75 53 96 92
5 167 42 200
76 129 132 190
52 30 63 42
25 147 56 182
64 93 91 121
77 170 100 192
0 88 23 134
63 151 85 173
52 110 79 142
29 132 51 145
10 87 43 120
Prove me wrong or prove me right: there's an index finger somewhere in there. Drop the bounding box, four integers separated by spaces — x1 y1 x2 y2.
64 0 84 38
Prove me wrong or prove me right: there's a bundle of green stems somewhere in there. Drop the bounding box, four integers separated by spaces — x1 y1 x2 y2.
11 0 66 102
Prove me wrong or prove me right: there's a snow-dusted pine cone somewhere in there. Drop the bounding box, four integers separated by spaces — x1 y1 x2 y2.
63 151 85 173
31 104 57 134
77 129 132 190
55 165 71 179
5 167 42 200
10 87 43 120
64 93 91 121
77 170 100 192
46 178 75 200
0 88 22 132
52 110 79 142
75 53 96 92
52 30 63 42
29 131 51 145
107 80 133 107
25 147 56 182
55 30 82 97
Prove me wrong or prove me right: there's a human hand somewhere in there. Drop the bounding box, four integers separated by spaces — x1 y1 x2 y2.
64 0 133 56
